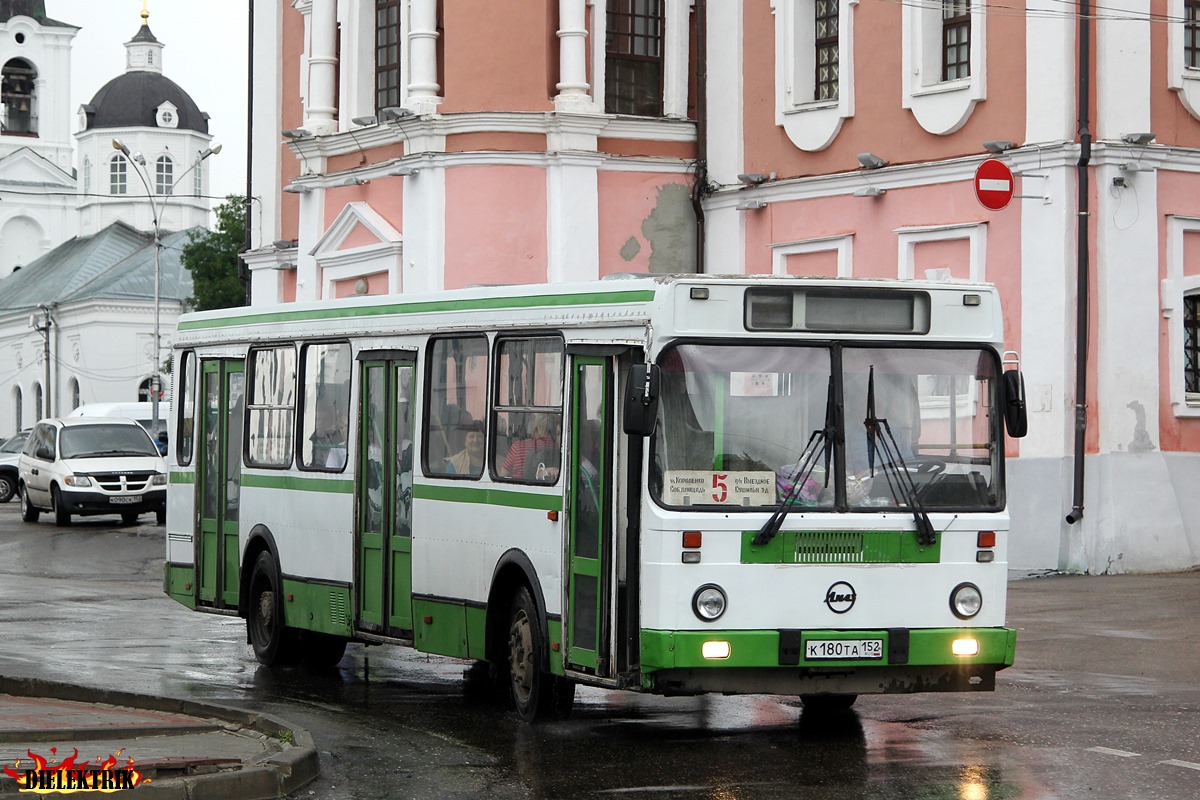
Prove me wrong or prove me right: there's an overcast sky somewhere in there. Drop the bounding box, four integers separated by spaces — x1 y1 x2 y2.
50 1 249 200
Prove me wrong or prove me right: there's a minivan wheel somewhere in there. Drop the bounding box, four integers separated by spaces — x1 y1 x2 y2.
0 473 14 504
51 486 71 526
19 486 39 523
121 511 139 525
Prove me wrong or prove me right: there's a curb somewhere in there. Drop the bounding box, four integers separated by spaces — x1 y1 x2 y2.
0 676 319 799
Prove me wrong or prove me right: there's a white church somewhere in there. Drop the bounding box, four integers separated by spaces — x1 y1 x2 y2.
0 1 217 438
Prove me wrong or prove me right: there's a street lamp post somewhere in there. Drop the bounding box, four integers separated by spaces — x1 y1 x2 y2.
29 305 52 419
112 138 221 439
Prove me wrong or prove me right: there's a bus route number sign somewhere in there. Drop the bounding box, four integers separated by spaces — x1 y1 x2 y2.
805 639 884 661
664 470 776 506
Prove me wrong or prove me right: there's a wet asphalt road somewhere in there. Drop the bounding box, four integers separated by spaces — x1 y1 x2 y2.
0 502 1198 799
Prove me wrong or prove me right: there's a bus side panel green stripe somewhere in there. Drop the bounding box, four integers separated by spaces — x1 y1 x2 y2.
241 474 355 494
412 483 561 511
178 290 657 331
169 471 196 484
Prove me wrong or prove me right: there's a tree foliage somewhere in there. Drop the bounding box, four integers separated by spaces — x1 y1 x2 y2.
183 195 248 311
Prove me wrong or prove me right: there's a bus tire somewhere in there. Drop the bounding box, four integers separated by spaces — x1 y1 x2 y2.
800 694 857 714
248 551 300 667
505 586 575 721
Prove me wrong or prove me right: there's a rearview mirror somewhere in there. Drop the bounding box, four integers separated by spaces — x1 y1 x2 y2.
623 363 660 437
1002 369 1028 439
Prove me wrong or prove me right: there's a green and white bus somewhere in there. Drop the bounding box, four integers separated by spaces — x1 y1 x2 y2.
164 275 1028 719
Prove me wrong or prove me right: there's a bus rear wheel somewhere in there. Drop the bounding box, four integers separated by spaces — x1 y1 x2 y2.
302 632 348 669
800 694 858 714
505 586 574 722
248 551 300 666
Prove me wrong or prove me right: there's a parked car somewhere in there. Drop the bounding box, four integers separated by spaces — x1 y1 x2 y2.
18 418 167 526
0 429 32 504
67 402 170 440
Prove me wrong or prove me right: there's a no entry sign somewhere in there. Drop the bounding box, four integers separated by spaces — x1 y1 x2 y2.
974 158 1015 211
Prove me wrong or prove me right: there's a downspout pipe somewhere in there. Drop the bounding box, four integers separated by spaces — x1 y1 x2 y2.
1067 0 1090 525
690 0 707 274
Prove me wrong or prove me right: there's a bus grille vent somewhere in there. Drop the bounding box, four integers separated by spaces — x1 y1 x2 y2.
330 591 348 626
794 531 891 564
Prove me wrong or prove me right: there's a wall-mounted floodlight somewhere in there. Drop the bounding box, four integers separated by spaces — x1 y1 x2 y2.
272 239 297 249
853 186 886 198
282 129 310 139
282 183 313 194
1122 132 1155 145
1119 161 1155 173
983 140 1016 154
335 176 370 187
735 199 767 211
737 173 769 185
351 116 378 126
381 107 414 122
857 152 888 169
387 166 420 177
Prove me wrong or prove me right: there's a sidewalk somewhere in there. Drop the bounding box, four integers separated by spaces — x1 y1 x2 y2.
0 676 317 799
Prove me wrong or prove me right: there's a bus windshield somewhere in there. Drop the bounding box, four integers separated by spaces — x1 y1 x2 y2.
651 343 1002 512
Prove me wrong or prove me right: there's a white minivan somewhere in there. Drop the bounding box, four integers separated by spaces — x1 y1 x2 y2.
19 417 168 526
68 402 170 442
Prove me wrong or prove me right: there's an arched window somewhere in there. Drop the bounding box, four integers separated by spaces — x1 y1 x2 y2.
33 382 42 420
193 160 203 197
1 57 37 135
83 156 92 195
12 386 21 432
155 155 173 195
68 378 80 412
138 377 153 401
110 156 127 194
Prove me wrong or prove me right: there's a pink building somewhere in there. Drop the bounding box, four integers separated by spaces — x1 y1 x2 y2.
246 1 1200 574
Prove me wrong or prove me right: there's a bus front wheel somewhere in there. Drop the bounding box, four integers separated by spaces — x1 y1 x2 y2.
505 586 574 722
248 551 299 667
800 694 858 714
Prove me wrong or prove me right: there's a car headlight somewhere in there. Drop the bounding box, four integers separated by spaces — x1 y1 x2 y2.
152 474 168 485
64 475 92 487
692 584 727 622
950 583 983 619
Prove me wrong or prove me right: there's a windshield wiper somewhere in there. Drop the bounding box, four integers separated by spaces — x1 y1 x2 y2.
72 449 148 458
754 378 835 546
863 366 936 546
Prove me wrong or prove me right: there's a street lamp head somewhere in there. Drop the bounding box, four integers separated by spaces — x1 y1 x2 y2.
112 138 130 156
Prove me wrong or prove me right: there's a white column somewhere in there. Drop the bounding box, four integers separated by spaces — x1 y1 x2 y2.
703 0 743 275
406 0 442 115
1096 0 1151 142
547 156 599 283
304 0 338 134
1024 0 1075 144
555 0 594 113
295 190 324 301
662 0 695 119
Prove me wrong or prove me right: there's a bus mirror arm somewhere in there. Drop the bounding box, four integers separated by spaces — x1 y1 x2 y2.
623 363 661 437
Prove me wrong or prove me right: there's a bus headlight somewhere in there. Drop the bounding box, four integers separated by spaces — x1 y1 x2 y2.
950 583 983 619
692 584 727 622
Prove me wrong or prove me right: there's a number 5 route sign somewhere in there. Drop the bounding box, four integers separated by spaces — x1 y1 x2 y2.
974 158 1015 211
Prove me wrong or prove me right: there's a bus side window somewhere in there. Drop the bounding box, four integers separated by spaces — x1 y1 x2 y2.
492 336 563 484
298 342 352 472
424 336 489 478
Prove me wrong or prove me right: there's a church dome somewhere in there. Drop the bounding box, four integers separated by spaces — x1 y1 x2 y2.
81 70 208 134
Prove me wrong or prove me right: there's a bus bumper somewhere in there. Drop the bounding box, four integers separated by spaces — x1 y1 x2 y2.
639 627 1016 696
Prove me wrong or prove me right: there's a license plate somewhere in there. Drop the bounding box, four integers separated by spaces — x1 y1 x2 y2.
805 638 884 661
109 496 139 505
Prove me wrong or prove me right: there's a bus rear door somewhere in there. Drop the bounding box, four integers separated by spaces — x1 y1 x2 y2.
196 359 243 610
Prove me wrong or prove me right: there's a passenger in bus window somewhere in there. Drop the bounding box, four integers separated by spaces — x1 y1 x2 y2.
315 410 348 469
445 421 485 476
501 413 559 480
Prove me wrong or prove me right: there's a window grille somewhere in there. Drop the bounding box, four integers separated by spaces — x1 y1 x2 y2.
815 0 839 101
605 0 664 116
942 0 970 81
375 0 402 112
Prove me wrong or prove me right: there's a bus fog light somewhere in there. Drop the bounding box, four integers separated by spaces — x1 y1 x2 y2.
950 583 983 619
702 640 731 659
692 584 727 621
952 638 980 656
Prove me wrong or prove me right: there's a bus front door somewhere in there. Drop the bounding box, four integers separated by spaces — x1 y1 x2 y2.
197 359 244 610
356 355 416 637
566 357 613 674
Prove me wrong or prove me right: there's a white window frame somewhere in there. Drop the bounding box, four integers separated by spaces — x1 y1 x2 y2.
109 156 127 195
590 0 694 120
155 155 174 195
771 234 853 277
1162 215 1200 413
901 0 986 135
895 221 986 282
82 156 91 195
772 0 855 152
1168 0 1200 120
